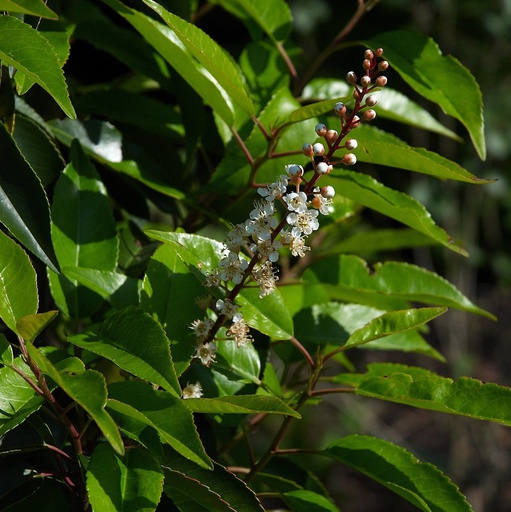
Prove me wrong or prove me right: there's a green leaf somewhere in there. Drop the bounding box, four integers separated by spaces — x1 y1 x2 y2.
183 395 300 418
0 123 58 272
162 447 264 512
302 79 460 140
16 310 58 343
143 0 254 116
216 338 262 386
141 242 208 377
0 230 38 334
68 305 181 397
325 435 473 512
330 170 467 255
281 490 340 512
48 118 185 200
0 334 13 365
212 0 292 43
25 344 124 455
291 302 444 361
102 0 237 125
0 0 57 19
86 443 164 512
12 114 64 187
345 307 446 349
365 30 485 159
335 363 511 427
0 16 75 118
49 140 118 318
352 125 492 184
62 267 139 309
306 254 495 319
107 381 211 469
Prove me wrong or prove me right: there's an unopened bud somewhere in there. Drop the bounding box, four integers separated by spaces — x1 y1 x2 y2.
363 109 377 121
360 75 371 87
351 115 361 127
375 76 387 87
312 142 325 156
364 49 374 60
315 123 327 136
321 185 336 198
363 59 371 70
302 143 314 157
326 129 338 143
316 162 329 174
365 95 378 107
346 71 357 84
287 164 304 177
343 153 357 166
333 102 346 116
378 61 389 72
345 138 358 150
375 47 384 58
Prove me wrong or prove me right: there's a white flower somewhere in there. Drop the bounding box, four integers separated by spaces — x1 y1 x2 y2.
286 208 320 237
182 381 203 399
245 200 278 241
250 238 282 262
190 318 214 342
193 342 217 367
225 223 249 252
216 298 240 319
258 175 288 201
252 261 279 297
227 314 253 348
283 191 308 212
218 251 249 285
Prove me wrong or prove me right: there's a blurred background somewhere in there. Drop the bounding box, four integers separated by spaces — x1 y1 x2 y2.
279 0 511 510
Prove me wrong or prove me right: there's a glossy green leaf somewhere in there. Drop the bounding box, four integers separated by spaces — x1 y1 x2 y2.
279 97 349 128
212 0 292 42
12 114 64 187
302 79 460 140
0 230 38 334
216 338 262 386
86 443 164 512
352 125 492 184
49 140 118 318
16 310 58 343
102 0 236 125
325 435 472 512
141 242 207 377
0 16 75 118
107 381 211 469
184 395 300 417
291 302 444 361
0 334 13 365
238 287 294 340
25 344 124 455
365 30 485 159
0 357 43 436
48 118 185 200
330 170 467 255
306 254 494 319
0 123 58 272
0 0 57 19
62 267 139 309
143 0 254 116
68 305 181 396
345 307 446 349
281 490 340 512
335 363 511 427
162 447 264 512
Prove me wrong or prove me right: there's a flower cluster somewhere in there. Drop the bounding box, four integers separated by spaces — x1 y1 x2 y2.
186 48 388 374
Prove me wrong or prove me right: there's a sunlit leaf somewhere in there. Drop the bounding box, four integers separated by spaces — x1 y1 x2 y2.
0 0 57 19
325 435 472 512
281 490 340 512
365 30 485 159
0 16 75 118
87 443 164 512
16 310 58 343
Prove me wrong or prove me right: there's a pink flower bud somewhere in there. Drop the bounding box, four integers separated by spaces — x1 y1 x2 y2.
364 49 374 60
363 109 376 121
375 47 384 58
315 123 327 136
378 61 389 72
346 71 357 84
321 185 335 198
334 102 346 116
363 59 371 70
302 143 314 157
375 76 387 87
326 129 338 143
360 75 371 87
365 95 378 107
345 138 358 150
